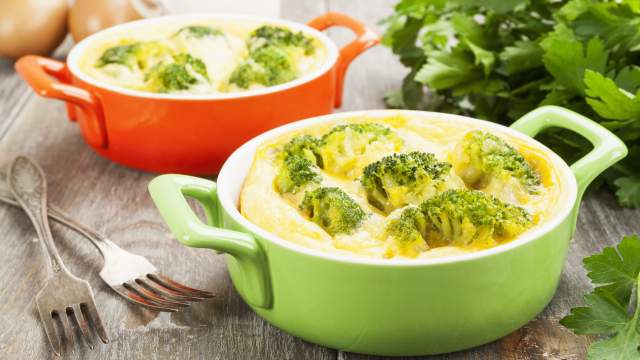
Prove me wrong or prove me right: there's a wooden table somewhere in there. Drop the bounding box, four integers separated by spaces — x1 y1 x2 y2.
0 1 638 359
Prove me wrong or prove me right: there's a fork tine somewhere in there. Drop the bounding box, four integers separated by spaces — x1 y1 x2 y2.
148 273 215 298
136 278 201 302
58 309 75 353
81 303 109 344
37 307 62 356
70 305 95 350
112 285 179 312
123 282 190 308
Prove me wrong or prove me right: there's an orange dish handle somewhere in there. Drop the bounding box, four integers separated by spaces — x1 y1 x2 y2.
15 55 108 148
308 12 380 108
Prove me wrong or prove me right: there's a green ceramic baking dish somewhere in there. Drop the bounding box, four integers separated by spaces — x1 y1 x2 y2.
148 106 627 356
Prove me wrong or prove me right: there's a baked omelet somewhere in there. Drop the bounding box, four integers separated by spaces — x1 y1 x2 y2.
78 20 328 94
240 114 567 260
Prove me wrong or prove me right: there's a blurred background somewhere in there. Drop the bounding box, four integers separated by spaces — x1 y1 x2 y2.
0 0 282 61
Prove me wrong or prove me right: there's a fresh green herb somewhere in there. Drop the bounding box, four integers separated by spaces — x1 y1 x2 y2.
560 235 640 359
382 0 640 207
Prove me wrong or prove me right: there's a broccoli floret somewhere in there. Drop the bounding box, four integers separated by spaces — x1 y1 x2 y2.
175 25 223 38
420 189 532 247
451 130 540 193
274 155 321 194
385 206 429 256
299 187 366 236
96 43 139 68
361 152 453 213
145 54 209 92
249 25 315 55
274 135 323 194
147 63 195 91
173 53 209 79
96 42 170 70
229 45 298 88
318 123 403 178
282 134 322 165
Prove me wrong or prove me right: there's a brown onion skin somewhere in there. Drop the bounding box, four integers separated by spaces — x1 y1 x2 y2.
69 0 143 42
0 0 69 60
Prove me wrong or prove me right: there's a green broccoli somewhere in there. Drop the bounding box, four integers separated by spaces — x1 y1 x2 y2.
229 45 298 88
281 134 322 165
175 25 223 38
249 25 315 55
385 206 429 256
299 187 366 236
420 189 532 247
274 135 323 194
274 155 321 194
317 123 403 177
96 43 139 68
361 152 453 213
145 54 209 92
451 130 540 193
96 41 170 70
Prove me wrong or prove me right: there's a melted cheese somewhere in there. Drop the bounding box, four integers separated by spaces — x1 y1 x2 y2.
78 20 327 94
240 115 567 260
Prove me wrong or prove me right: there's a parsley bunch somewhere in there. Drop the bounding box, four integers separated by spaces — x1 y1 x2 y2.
561 235 640 359
382 0 640 207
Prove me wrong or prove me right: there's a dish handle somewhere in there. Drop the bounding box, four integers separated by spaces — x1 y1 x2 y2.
307 12 380 108
15 55 108 148
148 174 272 309
510 106 628 230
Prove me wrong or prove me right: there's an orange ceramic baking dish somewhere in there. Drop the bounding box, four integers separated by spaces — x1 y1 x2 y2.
15 13 379 174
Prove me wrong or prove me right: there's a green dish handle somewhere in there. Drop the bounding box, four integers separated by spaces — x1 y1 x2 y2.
148 174 271 309
510 106 628 230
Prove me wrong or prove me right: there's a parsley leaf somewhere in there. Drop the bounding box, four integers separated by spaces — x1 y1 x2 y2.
560 235 640 360
614 177 640 208
540 25 607 95
584 70 640 124
498 40 543 75
415 49 482 89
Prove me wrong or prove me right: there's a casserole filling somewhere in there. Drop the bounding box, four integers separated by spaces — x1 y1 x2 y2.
240 115 565 259
78 21 327 94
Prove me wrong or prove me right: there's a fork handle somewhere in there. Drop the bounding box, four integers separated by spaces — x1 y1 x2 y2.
8 157 69 275
0 171 115 256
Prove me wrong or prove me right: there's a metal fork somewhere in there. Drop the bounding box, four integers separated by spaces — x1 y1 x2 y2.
0 165 214 313
8 156 109 355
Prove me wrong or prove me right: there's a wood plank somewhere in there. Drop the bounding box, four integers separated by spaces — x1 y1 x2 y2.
0 58 31 140
0 2 335 359
0 38 72 141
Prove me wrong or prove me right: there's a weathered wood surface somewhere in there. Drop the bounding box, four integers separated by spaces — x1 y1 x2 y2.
0 1 638 359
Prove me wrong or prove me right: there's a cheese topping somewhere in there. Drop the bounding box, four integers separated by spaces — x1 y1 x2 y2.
78 20 328 94
240 115 567 260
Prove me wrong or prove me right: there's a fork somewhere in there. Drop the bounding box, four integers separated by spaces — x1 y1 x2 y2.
8 156 109 355
0 166 214 313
